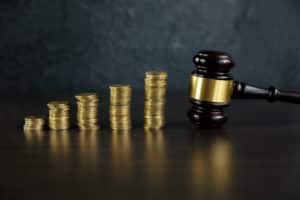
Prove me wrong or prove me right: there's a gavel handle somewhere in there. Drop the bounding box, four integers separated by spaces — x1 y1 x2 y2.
232 81 300 104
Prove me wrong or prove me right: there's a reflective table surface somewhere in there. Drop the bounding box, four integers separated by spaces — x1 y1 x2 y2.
1 91 300 200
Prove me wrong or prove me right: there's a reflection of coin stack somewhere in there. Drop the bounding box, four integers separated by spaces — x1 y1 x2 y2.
23 116 45 131
75 93 99 130
109 85 132 130
144 71 168 129
47 101 70 130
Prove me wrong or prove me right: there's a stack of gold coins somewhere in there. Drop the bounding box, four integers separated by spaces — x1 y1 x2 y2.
23 116 45 131
47 101 70 130
109 85 132 130
144 71 168 129
75 93 99 130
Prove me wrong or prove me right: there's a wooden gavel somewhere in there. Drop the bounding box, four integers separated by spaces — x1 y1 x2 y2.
188 50 300 127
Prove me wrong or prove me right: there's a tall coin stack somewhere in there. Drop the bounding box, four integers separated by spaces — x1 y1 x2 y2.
109 85 132 130
24 116 45 131
75 93 100 130
144 71 168 129
47 101 70 130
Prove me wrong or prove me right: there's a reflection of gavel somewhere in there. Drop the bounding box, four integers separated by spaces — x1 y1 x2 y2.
188 50 300 127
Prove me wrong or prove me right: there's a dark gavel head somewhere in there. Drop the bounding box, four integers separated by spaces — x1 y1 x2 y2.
187 50 235 127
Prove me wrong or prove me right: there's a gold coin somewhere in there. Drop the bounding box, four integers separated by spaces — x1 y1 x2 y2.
110 123 131 126
144 106 165 110
110 92 131 96
25 115 44 121
24 120 45 125
77 109 98 114
77 110 98 114
24 124 44 129
110 94 131 99
145 71 168 79
110 118 131 122
110 120 131 123
109 84 132 91
47 101 69 109
144 113 165 117
109 106 131 111
49 124 69 129
110 85 131 97
145 90 167 94
145 91 167 97
24 121 45 125
23 125 44 130
78 125 100 130
145 85 167 90
110 117 131 122
144 108 165 113
109 102 131 106
110 95 131 100
110 98 131 105
77 117 98 121
24 115 45 131
49 116 69 120
77 118 98 122
110 125 131 130
78 120 99 125
144 118 165 123
77 102 98 106
78 123 99 128
111 129 131 134
145 80 167 87
109 113 131 118
144 126 164 130
109 107 131 112
77 121 98 127
75 93 100 130
75 93 98 100
49 112 69 117
49 122 69 126
48 122 69 127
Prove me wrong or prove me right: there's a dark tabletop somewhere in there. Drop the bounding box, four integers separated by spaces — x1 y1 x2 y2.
1 91 300 200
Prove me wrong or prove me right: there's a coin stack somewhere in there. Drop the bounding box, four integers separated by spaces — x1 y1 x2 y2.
109 85 132 130
23 116 45 131
144 71 168 129
75 93 100 130
47 101 70 130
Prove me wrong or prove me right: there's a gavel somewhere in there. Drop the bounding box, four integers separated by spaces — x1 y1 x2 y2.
188 50 300 127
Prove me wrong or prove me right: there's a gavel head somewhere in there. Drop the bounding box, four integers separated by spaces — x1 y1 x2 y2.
187 50 235 127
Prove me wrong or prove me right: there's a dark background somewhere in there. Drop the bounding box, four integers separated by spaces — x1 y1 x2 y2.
1 0 300 94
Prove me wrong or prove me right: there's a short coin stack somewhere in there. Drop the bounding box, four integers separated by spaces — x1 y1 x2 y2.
23 116 45 131
144 71 168 129
75 93 100 130
47 101 70 130
109 85 132 130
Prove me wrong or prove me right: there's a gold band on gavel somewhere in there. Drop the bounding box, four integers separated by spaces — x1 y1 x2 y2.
189 75 234 104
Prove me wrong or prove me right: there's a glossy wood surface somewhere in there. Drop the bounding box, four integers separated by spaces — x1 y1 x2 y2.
1 91 300 200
